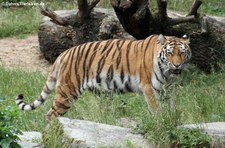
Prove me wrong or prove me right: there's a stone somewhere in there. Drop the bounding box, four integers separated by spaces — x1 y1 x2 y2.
17 131 42 148
116 117 138 128
181 122 225 137
56 117 151 148
180 122 225 146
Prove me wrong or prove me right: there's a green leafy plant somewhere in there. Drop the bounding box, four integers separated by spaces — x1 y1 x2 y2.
0 97 22 148
169 128 211 147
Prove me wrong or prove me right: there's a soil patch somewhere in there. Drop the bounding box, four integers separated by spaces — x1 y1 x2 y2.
0 35 50 74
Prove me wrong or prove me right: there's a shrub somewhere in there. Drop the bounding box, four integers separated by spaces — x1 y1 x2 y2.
169 127 211 147
0 96 22 148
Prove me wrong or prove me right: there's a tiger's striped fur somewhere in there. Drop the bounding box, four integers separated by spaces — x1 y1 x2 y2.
15 34 191 122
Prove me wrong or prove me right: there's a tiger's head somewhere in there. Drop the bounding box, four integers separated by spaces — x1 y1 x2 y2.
157 34 191 79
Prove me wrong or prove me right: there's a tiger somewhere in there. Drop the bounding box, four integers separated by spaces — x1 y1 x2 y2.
15 34 191 122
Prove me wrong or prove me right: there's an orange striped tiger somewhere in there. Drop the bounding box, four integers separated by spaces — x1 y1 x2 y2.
15 34 191 122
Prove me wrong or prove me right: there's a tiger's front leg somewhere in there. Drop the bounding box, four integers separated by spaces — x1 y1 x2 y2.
142 85 160 113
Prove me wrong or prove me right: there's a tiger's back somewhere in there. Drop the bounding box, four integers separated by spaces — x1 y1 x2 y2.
15 34 191 122
59 37 156 93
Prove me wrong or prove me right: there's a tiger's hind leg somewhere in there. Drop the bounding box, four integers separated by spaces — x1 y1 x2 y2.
46 86 78 123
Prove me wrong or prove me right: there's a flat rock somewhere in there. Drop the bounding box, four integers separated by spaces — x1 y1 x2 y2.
57 117 151 148
181 122 225 137
181 122 225 146
17 131 42 148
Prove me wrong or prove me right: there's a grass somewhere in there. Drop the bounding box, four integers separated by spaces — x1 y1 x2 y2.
0 0 76 38
0 7 39 38
167 0 225 17
0 0 225 38
1 64 225 147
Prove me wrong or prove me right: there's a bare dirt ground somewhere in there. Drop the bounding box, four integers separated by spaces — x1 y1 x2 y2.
0 34 50 74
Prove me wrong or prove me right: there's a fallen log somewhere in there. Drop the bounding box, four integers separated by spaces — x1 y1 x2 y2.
38 8 225 72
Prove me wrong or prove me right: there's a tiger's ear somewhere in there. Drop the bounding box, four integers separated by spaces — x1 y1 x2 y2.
158 34 166 45
182 34 190 44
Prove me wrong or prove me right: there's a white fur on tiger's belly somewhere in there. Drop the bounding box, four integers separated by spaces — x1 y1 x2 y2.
84 73 141 93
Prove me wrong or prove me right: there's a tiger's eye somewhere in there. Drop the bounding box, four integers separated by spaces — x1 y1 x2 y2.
180 51 185 55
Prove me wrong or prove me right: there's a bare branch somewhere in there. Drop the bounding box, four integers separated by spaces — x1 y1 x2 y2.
111 0 132 10
77 0 89 22
169 15 197 25
110 0 119 8
119 0 132 9
77 0 100 22
40 6 68 26
110 0 152 39
187 0 202 16
167 1 202 26
133 0 149 20
88 0 100 11
157 0 168 20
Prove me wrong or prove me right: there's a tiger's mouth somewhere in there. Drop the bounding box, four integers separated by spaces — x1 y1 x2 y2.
170 69 182 75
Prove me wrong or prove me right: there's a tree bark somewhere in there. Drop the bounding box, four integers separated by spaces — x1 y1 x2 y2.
110 0 153 39
77 0 100 22
77 0 89 22
38 9 133 62
111 0 200 38
41 6 69 26
157 0 168 21
187 0 202 16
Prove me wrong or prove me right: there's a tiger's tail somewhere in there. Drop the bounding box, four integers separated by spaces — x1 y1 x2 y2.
15 59 60 111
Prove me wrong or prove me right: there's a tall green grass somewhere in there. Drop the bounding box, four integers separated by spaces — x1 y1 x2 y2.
0 0 224 38
168 0 225 16
1 65 225 146
0 7 40 38
0 0 76 38
0 66 50 131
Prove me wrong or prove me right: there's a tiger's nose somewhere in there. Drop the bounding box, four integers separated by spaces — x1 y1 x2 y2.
173 64 181 68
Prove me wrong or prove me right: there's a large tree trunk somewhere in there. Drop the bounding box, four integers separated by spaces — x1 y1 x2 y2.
110 0 153 39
